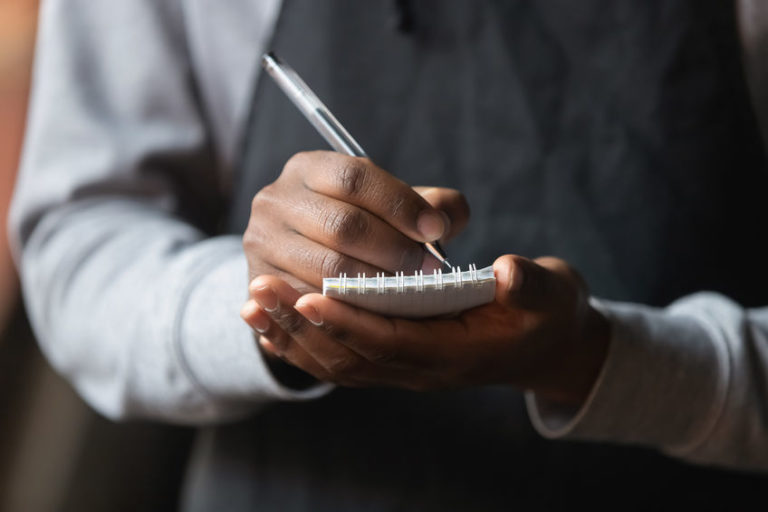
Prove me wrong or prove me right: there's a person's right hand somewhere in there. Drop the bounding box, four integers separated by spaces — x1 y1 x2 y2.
243 151 469 294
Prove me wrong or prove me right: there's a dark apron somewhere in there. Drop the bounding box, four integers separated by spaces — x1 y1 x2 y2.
186 1 768 510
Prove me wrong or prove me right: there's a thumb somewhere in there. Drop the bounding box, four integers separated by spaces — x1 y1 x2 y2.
413 186 470 242
493 254 566 310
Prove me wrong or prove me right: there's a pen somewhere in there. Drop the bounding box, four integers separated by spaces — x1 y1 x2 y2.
261 51 451 269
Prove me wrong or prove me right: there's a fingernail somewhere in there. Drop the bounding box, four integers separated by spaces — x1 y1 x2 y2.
417 210 445 241
295 301 323 326
253 285 279 312
240 300 258 319
252 314 270 334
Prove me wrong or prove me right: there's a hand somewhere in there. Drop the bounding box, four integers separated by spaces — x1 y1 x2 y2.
241 254 610 406
243 151 469 294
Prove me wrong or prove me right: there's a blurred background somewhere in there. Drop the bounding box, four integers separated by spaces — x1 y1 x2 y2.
0 2 192 510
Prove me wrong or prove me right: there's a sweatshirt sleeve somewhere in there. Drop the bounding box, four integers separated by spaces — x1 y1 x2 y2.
8 0 329 425
526 292 768 471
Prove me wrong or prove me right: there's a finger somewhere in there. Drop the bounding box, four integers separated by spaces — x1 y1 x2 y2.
493 254 571 310
258 337 280 357
259 327 333 382
240 299 332 380
261 231 393 288
291 151 447 243
242 209 321 293
296 291 535 389
294 293 460 370
249 275 392 386
275 193 425 273
413 186 470 242
240 298 271 335
294 295 449 388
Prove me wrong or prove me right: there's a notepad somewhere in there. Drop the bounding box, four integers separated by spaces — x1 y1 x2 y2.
322 264 496 318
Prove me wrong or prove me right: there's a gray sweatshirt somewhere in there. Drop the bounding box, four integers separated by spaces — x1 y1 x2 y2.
9 0 768 472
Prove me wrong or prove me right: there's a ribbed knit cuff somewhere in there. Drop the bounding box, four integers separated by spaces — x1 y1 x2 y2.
526 295 730 452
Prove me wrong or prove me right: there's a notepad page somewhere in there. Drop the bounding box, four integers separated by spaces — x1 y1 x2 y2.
322 265 496 318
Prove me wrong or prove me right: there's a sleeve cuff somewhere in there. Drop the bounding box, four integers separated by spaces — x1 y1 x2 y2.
177 237 332 415
526 295 731 452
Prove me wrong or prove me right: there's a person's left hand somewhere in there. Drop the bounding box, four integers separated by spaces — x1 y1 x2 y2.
241 254 610 406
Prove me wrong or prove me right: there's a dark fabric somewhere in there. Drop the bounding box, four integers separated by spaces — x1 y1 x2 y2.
198 1 768 510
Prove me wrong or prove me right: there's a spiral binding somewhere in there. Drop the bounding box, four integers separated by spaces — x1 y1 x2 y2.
329 264 484 295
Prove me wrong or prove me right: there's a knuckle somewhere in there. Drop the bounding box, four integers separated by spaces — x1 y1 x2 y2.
323 324 352 344
284 151 310 175
250 184 275 214
243 219 277 264
388 193 406 219
242 223 264 254
323 208 369 246
277 311 306 336
336 161 369 197
317 250 347 278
